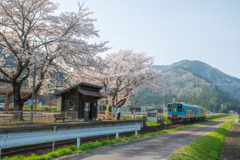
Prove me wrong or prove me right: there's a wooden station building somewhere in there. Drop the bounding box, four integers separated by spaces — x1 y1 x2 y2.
55 82 104 121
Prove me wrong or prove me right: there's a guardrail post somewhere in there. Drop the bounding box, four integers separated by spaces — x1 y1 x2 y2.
0 149 1 159
77 138 80 148
52 141 55 151
52 126 56 151
116 132 119 139
135 123 138 135
135 130 138 135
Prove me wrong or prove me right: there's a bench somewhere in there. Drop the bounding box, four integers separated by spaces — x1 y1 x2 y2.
54 114 71 122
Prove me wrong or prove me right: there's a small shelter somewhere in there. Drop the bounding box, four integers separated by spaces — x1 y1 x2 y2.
146 108 163 123
128 106 158 114
0 84 39 111
55 82 105 121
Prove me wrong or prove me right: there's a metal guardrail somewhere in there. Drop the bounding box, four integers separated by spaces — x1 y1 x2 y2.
0 124 141 157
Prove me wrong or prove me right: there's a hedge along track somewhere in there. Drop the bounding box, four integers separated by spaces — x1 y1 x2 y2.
1 117 224 159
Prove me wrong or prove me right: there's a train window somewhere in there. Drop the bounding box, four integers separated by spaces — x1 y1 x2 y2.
168 106 172 112
178 106 182 112
173 107 176 112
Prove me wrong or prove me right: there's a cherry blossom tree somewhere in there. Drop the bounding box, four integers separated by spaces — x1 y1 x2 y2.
78 50 162 108
0 0 108 115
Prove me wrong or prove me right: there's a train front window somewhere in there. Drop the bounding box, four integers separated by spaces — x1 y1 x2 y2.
168 105 172 112
173 107 176 112
178 106 182 112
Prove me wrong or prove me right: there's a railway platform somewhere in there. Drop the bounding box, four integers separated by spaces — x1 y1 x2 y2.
0 119 144 158
0 119 144 134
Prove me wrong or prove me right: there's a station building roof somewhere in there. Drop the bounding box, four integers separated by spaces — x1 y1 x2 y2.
55 82 104 98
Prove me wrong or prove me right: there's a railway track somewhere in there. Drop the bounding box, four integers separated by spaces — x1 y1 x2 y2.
1 117 224 159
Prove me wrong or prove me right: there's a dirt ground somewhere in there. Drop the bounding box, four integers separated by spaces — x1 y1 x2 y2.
219 124 240 160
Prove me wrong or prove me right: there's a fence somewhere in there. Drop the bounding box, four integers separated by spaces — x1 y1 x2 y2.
0 110 145 125
97 112 146 120
0 111 78 125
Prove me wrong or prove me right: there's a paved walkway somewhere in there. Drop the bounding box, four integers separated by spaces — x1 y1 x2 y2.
56 120 227 160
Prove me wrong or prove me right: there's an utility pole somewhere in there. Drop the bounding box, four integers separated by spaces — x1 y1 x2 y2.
133 99 137 119
30 65 36 123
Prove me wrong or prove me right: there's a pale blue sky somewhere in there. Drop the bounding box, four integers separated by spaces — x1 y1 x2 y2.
51 0 240 78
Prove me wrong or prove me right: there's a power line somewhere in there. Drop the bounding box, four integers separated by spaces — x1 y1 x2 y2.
194 83 236 86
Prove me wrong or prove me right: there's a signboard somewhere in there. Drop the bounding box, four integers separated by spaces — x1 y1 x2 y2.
27 99 33 106
112 107 117 115
39 102 42 110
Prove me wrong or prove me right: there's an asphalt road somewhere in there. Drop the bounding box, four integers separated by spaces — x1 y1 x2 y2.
57 120 228 160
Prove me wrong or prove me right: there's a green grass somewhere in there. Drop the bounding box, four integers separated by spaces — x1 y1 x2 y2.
136 115 145 119
211 115 233 121
146 121 160 126
206 114 228 119
163 115 172 124
167 121 232 160
233 122 240 125
3 115 233 160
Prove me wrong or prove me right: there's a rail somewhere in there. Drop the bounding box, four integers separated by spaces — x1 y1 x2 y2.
0 124 141 157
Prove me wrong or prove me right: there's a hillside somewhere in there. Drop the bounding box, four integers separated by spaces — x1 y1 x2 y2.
133 61 240 113
172 60 240 102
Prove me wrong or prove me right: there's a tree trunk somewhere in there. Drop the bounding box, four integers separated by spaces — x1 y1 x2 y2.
13 83 24 121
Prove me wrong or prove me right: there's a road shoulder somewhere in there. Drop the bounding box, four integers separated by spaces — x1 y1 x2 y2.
219 124 240 160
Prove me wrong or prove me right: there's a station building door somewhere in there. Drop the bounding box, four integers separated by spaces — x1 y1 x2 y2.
84 102 96 121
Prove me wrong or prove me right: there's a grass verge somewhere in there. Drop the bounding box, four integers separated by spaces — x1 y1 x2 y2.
206 114 228 119
146 121 160 126
3 115 233 160
167 121 232 160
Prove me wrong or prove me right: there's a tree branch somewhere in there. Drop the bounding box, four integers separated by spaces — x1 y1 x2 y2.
0 67 11 79
0 32 19 59
0 78 12 83
19 67 30 84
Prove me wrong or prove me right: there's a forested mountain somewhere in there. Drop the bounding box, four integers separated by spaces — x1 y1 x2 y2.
133 60 240 113
172 60 240 102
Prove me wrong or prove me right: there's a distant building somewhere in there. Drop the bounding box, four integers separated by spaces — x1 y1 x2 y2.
146 108 163 123
128 106 162 114
229 110 234 115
